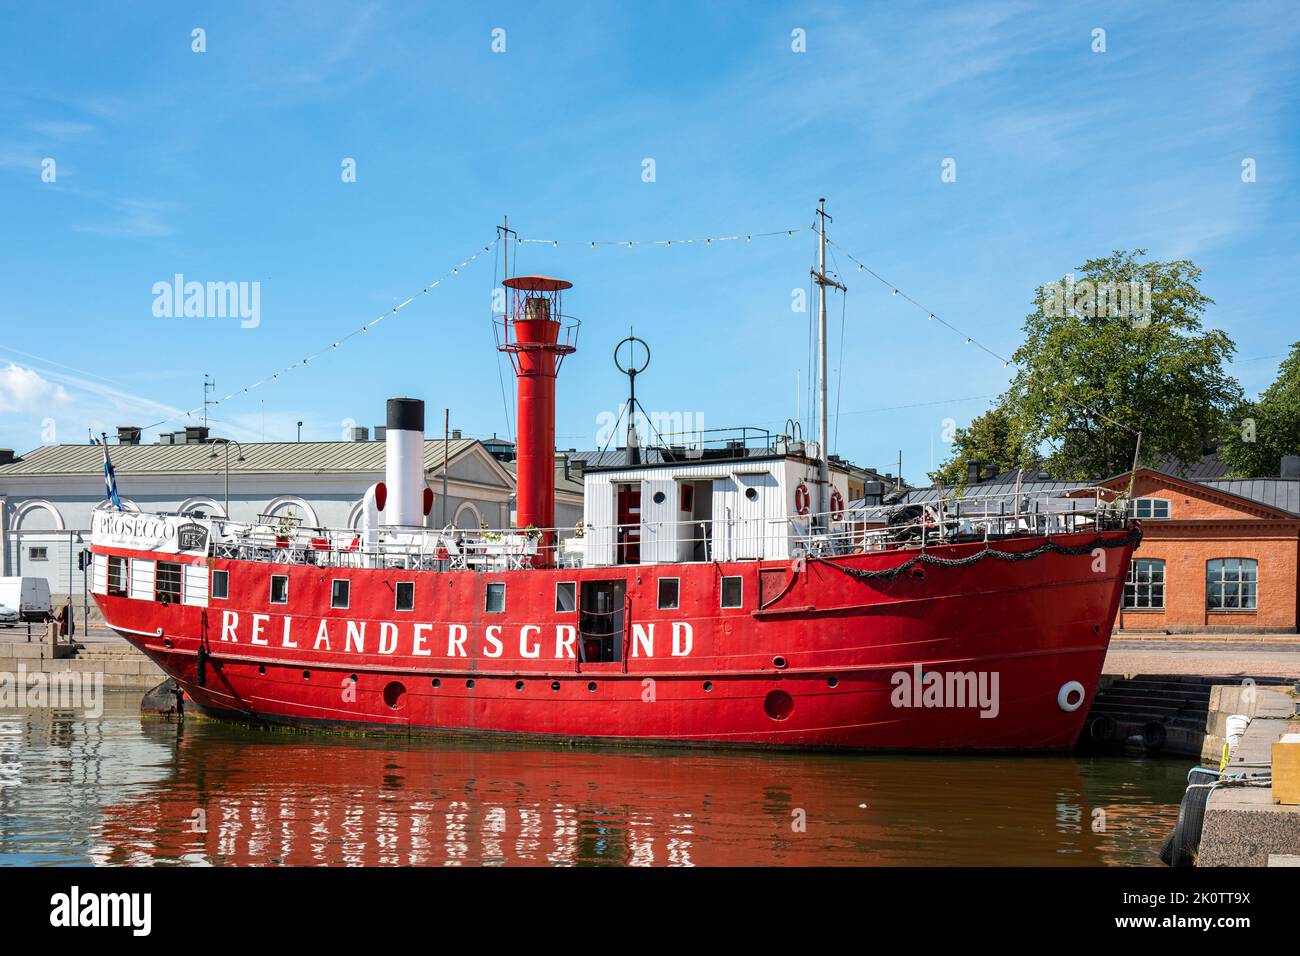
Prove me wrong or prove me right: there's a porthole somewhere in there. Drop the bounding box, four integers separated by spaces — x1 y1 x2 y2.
163 638 174 649
258 665 266 675
587 681 597 692
703 681 713 692
653 491 666 504
432 678 441 688
383 680 407 710
764 690 795 721
745 487 758 501
349 673 358 683
773 656 787 669
515 680 525 691
466 679 475 689
302 670 311 680
827 677 839 688
551 681 561 691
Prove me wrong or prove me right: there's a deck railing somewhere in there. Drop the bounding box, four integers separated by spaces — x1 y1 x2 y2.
150 487 1130 573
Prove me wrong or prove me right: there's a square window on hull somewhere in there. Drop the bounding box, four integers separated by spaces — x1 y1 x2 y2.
486 582 506 613
211 570 229 600
658 577 680 610
721 575 743 609
270 575 289 605
331 579 350 609
395 581 415 611
555 581 576 613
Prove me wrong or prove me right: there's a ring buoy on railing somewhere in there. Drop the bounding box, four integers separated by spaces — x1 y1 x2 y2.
794 481 811 516
830 489 845 522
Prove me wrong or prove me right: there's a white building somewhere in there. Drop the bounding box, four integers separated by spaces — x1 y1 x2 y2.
0 436 574 604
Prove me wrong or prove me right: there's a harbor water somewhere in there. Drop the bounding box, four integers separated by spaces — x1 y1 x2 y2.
1 692 1188 867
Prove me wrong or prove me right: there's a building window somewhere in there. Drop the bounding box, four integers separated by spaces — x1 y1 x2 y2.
28 546 49 561
1130 498 1170 520
1207 558 1257 611
658 577 680 610
1124 558 1165 609
107 555 129 596
555 581 576 613
721 575 743 609
395 581 415 611
156 561 183 605
211 570 229 600
269 574 289 605
331 579 350 609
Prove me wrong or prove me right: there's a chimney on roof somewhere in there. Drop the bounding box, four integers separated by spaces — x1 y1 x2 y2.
1282 455 1300 479
0 449 14 465
967 460 983 485
116 426 141 445
452 429 462 440
347 426 369 442
184 426 209 444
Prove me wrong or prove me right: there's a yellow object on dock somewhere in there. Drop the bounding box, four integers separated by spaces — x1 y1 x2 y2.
1272 733 1300 806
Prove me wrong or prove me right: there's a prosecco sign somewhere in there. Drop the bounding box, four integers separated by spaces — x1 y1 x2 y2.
91 511 209 555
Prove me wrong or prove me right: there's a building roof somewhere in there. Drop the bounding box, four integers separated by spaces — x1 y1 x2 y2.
1198 479 1300 516
0 439 480 478
500 459 585 498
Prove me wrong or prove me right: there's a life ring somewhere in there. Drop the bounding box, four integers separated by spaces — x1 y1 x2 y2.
794 481 811 516
829 489 845 522
1057 680 1086 712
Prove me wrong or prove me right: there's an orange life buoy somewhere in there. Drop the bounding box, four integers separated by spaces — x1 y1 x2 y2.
830 489 845 522
794 481 811 516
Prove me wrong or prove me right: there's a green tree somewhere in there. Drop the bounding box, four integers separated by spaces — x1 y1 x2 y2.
1006 250 1240 479
1219 342 1300 476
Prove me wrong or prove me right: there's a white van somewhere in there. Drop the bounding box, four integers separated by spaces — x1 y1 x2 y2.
0 576 53 623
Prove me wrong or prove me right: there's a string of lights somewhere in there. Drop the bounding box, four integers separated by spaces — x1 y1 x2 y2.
514 228 805 248
143 238 500 431
823 236 1014 368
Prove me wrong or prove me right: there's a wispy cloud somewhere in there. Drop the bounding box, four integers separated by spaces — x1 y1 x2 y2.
72 198 177 239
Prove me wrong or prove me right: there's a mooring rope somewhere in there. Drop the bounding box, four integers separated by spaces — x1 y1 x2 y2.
815 526 1142 581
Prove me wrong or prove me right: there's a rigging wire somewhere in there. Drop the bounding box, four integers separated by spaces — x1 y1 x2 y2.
142 237 500 432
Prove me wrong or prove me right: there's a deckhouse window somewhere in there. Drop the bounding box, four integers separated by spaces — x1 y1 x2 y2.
1130 498 1170 520
721 575 743 609
107 555 129 597
1123 559 1164 609
270 574 289 605
211 569 229 600
395 581 415 612
156 562 183 605
658 578 680 610
485 582 506 614
555 581 576 613
1207 559 1257 610
331 579 350 609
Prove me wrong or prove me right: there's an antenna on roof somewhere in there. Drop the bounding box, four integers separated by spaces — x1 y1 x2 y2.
203 374 216 429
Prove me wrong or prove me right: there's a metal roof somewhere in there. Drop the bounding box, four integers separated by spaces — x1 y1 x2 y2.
0 439 480 478
899 478 1093 504
1200 479 1300 516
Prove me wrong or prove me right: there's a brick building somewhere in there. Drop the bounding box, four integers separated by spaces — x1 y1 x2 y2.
1098 468 1300 634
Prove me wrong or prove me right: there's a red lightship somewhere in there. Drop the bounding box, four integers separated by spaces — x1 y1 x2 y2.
91 216 1139 751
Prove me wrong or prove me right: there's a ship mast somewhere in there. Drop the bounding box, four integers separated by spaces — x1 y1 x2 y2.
811 198 846 527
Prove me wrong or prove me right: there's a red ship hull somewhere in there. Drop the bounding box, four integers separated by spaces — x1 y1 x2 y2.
93 526 1137 751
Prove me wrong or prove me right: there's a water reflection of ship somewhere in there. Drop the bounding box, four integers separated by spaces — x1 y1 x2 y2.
90 721 1183 866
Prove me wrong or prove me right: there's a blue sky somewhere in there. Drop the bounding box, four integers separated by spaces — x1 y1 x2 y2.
1 1 1297 482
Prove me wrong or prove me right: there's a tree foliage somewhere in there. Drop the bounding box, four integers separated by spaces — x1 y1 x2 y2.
935 250 1241 483
1218 341 1300 476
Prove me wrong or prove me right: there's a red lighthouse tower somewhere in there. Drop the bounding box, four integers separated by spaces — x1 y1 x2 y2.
496 275 579 563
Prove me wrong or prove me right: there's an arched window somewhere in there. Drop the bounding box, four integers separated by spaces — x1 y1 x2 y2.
1124 558 1165 609
453 501 483 530
1206 558 1257 610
